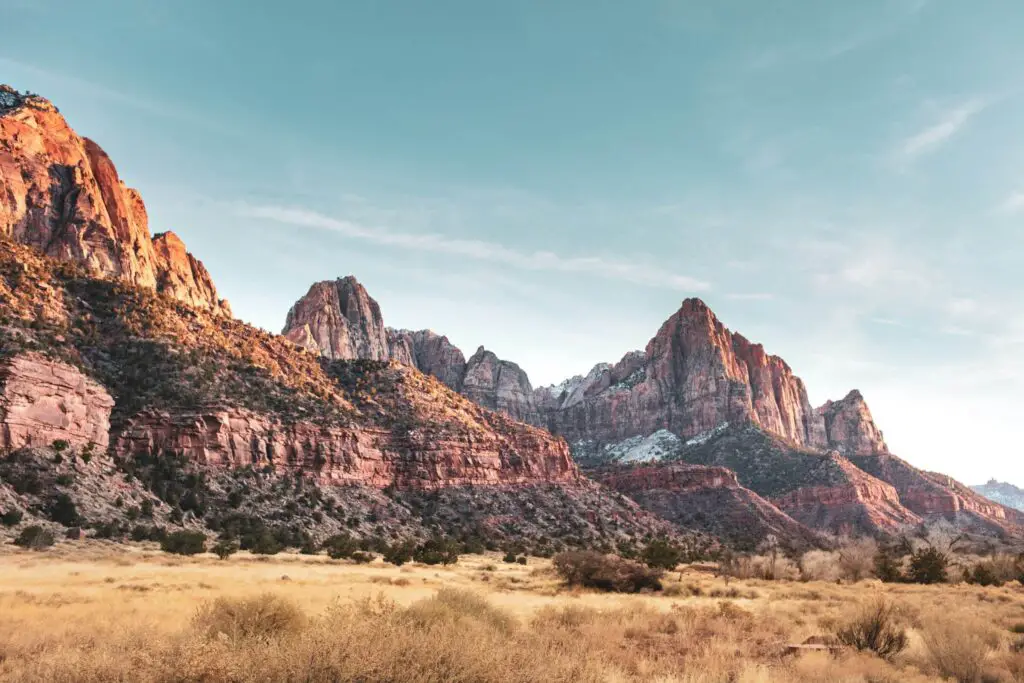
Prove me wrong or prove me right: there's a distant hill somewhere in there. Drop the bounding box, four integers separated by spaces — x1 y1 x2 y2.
973 480 1024 512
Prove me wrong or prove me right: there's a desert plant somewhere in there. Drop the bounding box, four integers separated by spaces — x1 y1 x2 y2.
833 599 908 661
1 508 23 526
192 594 306 643
413 537 460 566
212 539 239 560
642 538 684 571
13 525 54 550
382 541 415 566
47 493 80 526
324 533 359 560
552 551 663 593
160 530 206 555
874 548 904 583
837 537 878 581
922 614 997 683
907 547 948 584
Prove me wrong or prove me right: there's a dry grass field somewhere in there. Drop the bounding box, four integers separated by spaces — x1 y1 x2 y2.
2 542 1024 682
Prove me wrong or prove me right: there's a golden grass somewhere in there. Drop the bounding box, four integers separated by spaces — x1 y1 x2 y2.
2 543 1024 682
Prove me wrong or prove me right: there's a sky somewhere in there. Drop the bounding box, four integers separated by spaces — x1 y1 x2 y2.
2 0 1023 485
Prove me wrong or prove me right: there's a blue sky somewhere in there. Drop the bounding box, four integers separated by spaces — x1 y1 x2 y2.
3 0 1023 484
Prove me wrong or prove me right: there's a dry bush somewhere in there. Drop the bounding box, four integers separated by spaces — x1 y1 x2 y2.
724 553 800 581
552 551 663 593
800 550 842 582
832 599 908 661
192 593 307 643
838 538 878 582
920 612 999 683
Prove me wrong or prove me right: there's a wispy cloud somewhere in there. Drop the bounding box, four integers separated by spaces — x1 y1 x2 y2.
898 98 989 160
235 203 711 292
997 190 1024 215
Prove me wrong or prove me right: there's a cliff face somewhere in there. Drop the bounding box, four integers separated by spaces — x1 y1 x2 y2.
598 463 822 550
460 347 540 424
972 480 1024 513
0 353 114 452
543 299 828 449
0 234 580 493
283 282 543 422
0 86 229 316
818 390 888 456
283 278 390 361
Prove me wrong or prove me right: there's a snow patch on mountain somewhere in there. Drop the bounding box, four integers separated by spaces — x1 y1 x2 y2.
601 430 683 464
685 422 730 447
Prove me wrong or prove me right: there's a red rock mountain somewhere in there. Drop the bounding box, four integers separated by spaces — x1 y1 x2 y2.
0 86 230 317
281 270 1023 539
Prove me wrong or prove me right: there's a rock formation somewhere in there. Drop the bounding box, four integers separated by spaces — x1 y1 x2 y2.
818 390 888 456
598 463 822 550
283 278 390 360
386 329 466 391
0 86 230 316
460 347 540 424
0 353 114 452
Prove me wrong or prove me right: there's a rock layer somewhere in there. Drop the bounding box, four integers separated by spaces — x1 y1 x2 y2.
0 353 114 452
113 406 577 490
0 86 229 316
599 463 822 550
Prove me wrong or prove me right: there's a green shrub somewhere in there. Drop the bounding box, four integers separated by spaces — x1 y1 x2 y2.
213 539 239 560
413 537 460 566
643 538 684 570
351 551 374 564
47 493 81 527
323 533 359 560
160 530 206 555
552 551 663 593
833 599 908 661
248 530 283 555
516 556 528 565
382 541 415 566
14 525 55 550
874 549 904 583
907 547 948 584
1 509 23 527
502 551 518 564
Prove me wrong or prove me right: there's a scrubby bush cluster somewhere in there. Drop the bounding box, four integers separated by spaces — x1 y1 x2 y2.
552 551 663 593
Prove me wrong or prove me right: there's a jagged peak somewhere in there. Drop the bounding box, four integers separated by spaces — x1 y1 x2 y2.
0 84 57 115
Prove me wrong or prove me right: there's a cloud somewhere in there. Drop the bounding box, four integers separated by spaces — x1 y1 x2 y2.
235 203 712 292
898 98 989 160
997 191 1024 215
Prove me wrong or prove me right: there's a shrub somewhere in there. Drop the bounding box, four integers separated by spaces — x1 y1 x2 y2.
552 551 663 593
503 551 518 564
837 537 878 581
907 547 948 584
323 533 359 560
351 551 374 564
1 508 23 527
247 530 283 555
832 599 908 661
516 556 527 565
642 538 684 570
413 537 460 566
160 530 206 555
192 594 306 643
213 539 239 559
874 549 904 583
922 614 997 683
47 493 80 526
382 541 415 566
13 525 54 550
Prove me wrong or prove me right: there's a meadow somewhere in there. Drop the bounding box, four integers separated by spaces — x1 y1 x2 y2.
1 542 1023 682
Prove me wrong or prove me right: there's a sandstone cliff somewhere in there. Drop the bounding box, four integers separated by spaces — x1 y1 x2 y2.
0 86 230 317
283 278 390 361
818 390 888 456
0 353 114 452
598 463 822 550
